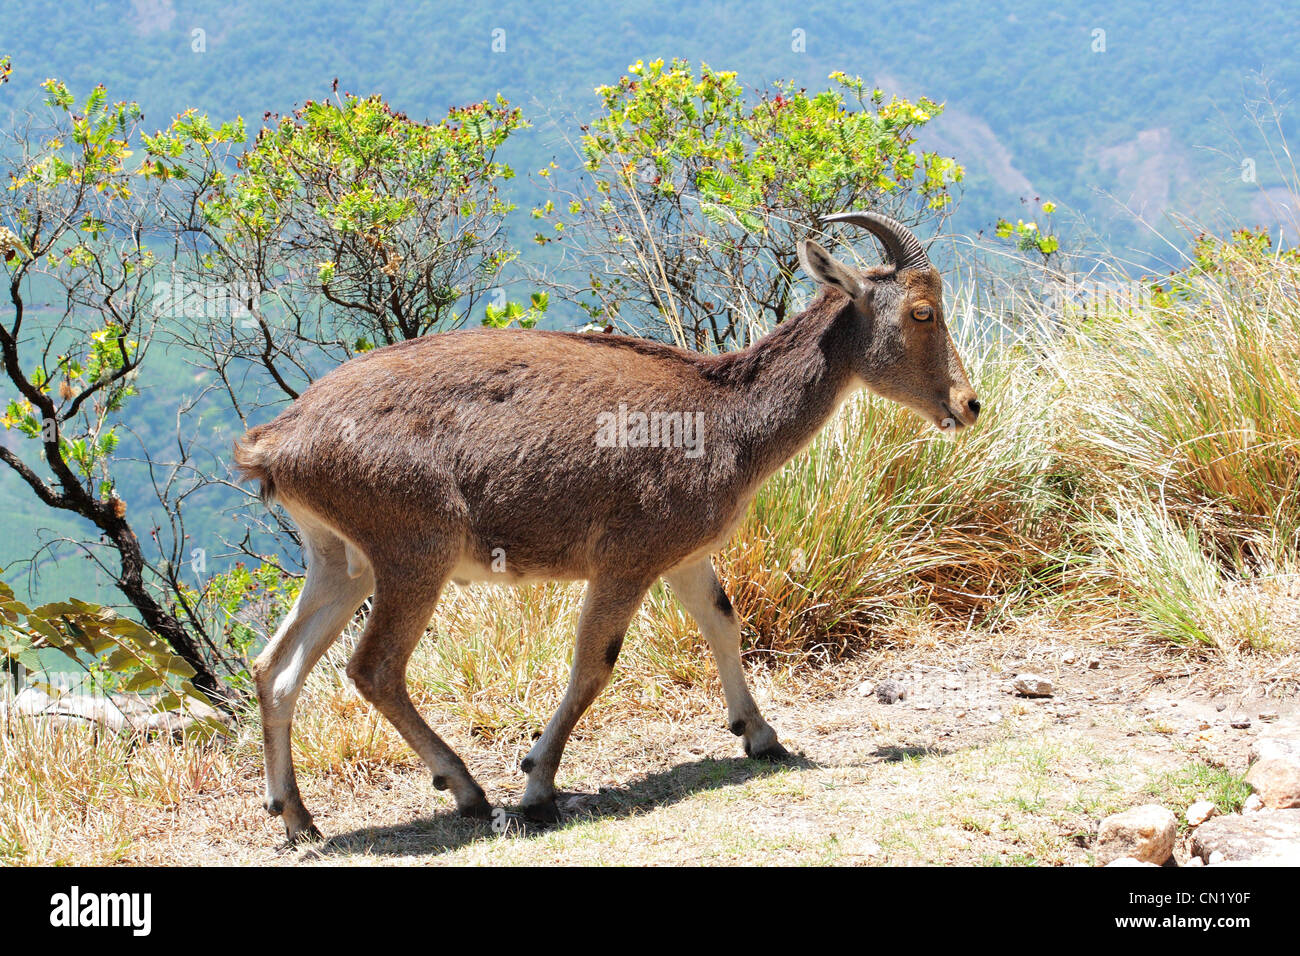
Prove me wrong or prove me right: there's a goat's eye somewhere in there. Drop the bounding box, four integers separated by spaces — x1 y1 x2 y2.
911 305 934 322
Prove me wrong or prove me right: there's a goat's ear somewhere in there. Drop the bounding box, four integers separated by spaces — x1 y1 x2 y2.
798 239 864 298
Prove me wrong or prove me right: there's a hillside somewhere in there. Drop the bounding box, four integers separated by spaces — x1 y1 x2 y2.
3 0 1296 258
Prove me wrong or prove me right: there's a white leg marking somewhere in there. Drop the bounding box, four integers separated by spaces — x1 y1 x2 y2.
256 519 374 811
345 542 367 580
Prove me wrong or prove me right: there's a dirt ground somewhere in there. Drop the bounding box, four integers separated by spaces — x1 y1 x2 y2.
116 627 1297 866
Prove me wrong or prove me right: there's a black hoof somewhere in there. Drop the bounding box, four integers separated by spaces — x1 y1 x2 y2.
286 822 322 845
520 798 561 824
745 740 792 762
458 795 494 820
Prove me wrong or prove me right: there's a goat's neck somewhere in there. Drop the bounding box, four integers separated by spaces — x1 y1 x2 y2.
710 290 861 485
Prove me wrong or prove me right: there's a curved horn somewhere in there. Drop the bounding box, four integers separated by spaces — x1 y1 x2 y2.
821 211 931 271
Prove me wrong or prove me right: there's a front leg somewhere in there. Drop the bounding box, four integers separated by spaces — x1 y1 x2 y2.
520 575 651 821
663 558 789 760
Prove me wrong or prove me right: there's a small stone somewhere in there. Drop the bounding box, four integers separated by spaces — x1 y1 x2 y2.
1186 800 1218 827
1230 719 1252 729
1208 850 1226 865
875 680 907 705
1105 857 1157 867
856 680 875 698
1245 758 1300 810
1215 702 1227 712
1096 804 1177 865
1013 674 1054 698
1244 794 1264 813
1087 658 1100 670
1259 711 1279 722
1184 857 1204 867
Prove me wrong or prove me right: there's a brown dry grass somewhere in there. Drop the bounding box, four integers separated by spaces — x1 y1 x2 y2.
3 615 1293 866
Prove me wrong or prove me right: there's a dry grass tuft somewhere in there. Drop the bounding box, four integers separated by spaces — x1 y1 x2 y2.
0 716 238 865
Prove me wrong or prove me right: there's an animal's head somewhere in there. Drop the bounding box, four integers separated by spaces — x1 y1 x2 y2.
798 211 979 433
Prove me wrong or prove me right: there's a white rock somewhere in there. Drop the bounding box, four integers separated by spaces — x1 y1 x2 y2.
1013 673 1054 697
1250 727 1300 764
7 685 222 736
1186 800 1218 827
1191 809 1300 865
1105 857 1157 867
1245 758 1300 810
1097 804 1177 865
1244 794 1264 813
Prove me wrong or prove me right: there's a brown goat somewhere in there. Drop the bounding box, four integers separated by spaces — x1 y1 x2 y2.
235 212 979 841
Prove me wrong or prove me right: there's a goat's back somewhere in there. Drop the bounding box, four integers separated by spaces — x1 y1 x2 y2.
235 328 752 577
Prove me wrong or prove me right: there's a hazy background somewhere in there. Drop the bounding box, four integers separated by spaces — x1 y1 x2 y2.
2 0 1298 602
4 0 1297 263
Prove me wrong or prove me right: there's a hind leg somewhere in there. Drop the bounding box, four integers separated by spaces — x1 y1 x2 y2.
346 569 491 819
254 525 374 843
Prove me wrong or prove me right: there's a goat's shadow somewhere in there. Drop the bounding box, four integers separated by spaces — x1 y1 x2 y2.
309 752 819 860
871 743 948 762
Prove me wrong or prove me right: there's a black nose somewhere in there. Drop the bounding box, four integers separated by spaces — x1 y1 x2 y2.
968 399 981 418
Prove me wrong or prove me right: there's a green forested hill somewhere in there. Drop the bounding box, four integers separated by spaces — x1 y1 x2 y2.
2 0 1298 604
3 0 1295 254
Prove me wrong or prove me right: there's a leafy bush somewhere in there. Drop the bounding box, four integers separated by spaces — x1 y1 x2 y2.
0 581 222 728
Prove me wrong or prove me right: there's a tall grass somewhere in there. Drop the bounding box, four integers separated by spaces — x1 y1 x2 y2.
1086 497 1284 652
722 237 1300 660
1062 267 1300 547
724 336 1071 658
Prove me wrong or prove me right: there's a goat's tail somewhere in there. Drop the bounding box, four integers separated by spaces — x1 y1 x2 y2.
232 424 280 504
